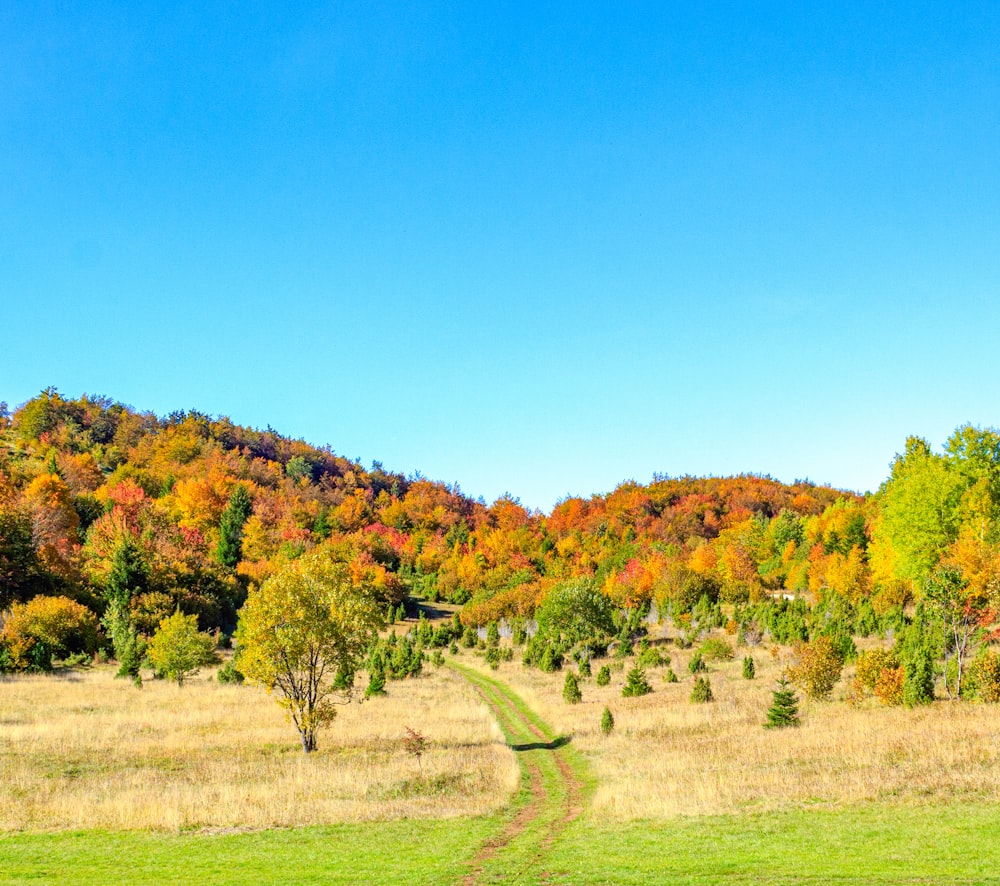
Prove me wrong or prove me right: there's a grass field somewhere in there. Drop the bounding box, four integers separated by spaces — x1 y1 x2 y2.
0 663 517 830
3 635 1000 884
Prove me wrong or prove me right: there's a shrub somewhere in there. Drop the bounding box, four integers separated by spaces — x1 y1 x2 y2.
742 656 756 680
688 652 707 674
637 645 667 668
700 637 734 662
764 676 800 729
873 665 904 705
461 626 477 648
0 595 100 671
578 658 592 678
596 664 611 687
690 676 713 703
973 649 1000 703
486 622 500 647
485 646 501 671
856 648 899 692
431 649 445 668
563 671 582 704
449 641 459 656
622 666 652 698
664 668 678 683
788 636 843 699
600 706 614 735
218 660 245 684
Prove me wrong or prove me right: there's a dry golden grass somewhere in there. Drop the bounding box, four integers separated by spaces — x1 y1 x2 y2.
0 663 518 832
461 638 1000 820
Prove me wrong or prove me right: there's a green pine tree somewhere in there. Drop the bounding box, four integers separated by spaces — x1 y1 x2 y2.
622 665 652 697
217 485 253 569
563 671 582 704
600 706 615 735
365 664 386 698
743 655 756 680
764 676 800 729
596 664 611 686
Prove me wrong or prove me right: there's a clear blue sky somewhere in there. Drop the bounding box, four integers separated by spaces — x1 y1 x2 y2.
3 2 999 511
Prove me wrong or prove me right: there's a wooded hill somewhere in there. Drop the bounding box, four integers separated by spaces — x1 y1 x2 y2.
1 388 997 645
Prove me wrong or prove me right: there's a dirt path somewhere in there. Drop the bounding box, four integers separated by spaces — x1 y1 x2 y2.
452 664 586 885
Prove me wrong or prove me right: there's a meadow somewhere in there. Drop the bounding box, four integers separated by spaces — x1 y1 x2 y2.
3 633 1000 884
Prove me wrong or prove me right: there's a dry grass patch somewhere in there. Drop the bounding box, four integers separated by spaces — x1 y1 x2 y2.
461 643 1000 820
0 664 517 832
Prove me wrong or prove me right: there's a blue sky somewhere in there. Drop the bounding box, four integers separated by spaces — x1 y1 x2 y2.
3 2 999 511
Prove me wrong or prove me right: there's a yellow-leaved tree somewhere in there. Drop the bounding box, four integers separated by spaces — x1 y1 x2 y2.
234 550 383 753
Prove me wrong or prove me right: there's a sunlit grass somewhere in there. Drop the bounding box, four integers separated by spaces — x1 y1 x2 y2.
0 662 518 832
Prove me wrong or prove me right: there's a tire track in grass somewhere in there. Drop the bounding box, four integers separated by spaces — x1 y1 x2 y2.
451 663 587 885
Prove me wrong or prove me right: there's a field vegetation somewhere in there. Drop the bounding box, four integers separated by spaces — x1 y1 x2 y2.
0 662 516 831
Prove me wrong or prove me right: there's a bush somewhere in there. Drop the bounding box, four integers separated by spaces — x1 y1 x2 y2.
600 706 614 735
218 660 245 684
700 637 734 661
664 667 678 683
874 666 904 705
0 595 101 671
742 656 756 680
431 649 445 668
856 648 899 691
622 666 652 698
578 658 592 678
688 652 707 674
637 645 668 668
563 671 582 704
690 676 713 703
596 664 611 687
788 636 843 699
973 649 1000 703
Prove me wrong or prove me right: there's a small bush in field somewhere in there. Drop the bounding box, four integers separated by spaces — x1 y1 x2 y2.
688 652 707 674
788 636 842 699
973 649 1000 703
600 707 614 735
690 676 713 703
663 667 678 683
622 666 652 698
563 671 582 704
218 660 245 684
637 645 668 668
700 637 734 662
596 665 611 686
742 656 755 680
856 648 899 692
874 665 904 706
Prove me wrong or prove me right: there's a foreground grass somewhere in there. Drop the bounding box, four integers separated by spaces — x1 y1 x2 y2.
543 802 1000 885
3 801 999 885
0 818 497 885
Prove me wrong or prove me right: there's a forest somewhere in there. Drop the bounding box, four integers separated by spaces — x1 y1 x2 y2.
1 386 998 703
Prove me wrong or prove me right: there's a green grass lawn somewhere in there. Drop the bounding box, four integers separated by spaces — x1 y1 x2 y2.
4 801 999 885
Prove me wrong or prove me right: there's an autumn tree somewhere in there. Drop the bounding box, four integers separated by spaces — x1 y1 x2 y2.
146 610 219 686
234 550 383 753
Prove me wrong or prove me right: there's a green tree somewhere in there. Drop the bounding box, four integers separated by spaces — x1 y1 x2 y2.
535 576 615 649
146 610 218 687
764 676 800 729
596 664 611 686
622 665 652 697
235 551 383 753
563 670 582 704
217 485 253 569
742 655 756 679
600 707 615 735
